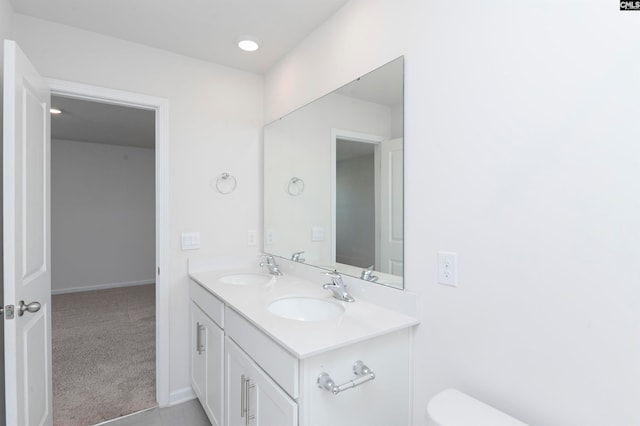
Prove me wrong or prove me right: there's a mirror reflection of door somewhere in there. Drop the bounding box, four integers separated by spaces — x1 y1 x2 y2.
380 137 404 276
335 138 378 269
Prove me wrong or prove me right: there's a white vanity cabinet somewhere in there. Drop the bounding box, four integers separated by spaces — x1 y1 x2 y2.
190 283 225 426
189 274 416 426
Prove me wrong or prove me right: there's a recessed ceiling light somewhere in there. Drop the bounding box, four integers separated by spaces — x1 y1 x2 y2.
50 108 62 115
237 37 260 52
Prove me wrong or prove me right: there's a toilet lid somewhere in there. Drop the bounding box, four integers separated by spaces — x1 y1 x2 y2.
427 389 528 426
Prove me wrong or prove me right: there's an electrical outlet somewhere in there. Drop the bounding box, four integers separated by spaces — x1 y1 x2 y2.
438 251 458 286
265 230 274 245
247 229 257 246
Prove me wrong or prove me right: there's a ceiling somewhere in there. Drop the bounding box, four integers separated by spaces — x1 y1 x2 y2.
10 0 350 74
334 57 403 107
51 96 156 149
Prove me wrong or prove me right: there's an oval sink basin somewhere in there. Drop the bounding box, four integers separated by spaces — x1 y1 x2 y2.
218 273 272 286
268 297 345 321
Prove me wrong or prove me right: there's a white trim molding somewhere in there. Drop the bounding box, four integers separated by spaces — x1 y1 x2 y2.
46 78 171 407
168 387 197 406
51 279 156 295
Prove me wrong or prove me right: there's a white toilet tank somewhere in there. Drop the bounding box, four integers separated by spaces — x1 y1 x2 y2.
426 389 529 426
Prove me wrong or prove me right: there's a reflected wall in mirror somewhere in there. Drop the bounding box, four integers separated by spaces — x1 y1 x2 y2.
264 57 404 288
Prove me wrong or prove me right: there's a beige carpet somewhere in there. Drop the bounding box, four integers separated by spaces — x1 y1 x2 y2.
52 284 156 426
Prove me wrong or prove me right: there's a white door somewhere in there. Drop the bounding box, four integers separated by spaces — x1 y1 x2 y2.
3 40 53 426
379 137 403 275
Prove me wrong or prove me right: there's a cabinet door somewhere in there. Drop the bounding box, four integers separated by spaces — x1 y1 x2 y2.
226 337 297 426
191 302 224 426
191 302 207 401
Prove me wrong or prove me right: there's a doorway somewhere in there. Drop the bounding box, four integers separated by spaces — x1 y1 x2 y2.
331 129 384 270
47 79 170 413
335 138 377 268
50 95 156 424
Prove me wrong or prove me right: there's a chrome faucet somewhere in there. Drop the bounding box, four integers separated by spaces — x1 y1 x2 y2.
360 265 378 282
291 251 306 263
322 271 354 302
260 255 283 276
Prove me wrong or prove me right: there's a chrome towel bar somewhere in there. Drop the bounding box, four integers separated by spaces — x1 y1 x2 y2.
317 360 375 395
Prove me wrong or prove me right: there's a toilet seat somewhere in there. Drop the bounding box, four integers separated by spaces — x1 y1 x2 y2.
427 388 528 426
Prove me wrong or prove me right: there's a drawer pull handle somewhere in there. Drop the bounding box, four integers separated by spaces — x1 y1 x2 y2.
317 360 375 395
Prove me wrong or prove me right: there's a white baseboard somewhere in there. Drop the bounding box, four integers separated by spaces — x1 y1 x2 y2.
51 279 155 295
168 387 196 406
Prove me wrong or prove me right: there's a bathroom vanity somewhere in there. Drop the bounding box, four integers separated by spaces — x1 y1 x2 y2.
188 256 419 426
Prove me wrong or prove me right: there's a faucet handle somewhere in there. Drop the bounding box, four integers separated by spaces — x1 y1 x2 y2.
291 251 305 262
260 254 275 263
322 270 341 279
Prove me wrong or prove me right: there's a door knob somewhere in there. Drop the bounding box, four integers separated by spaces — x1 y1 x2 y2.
18 300 41 316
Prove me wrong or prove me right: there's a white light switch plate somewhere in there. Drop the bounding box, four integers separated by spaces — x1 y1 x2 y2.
311 227 325 241
181 232 201 250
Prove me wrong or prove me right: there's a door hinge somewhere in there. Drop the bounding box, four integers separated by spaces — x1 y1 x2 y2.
157 267 160 276
2 305 15 320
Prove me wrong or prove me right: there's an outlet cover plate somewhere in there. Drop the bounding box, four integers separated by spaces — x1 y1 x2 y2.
438 251 458 286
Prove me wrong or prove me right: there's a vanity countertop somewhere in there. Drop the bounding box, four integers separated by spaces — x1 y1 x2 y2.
189 268 419 359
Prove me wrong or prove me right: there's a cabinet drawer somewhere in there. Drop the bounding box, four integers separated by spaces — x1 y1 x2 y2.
225 306 299 399
191 280 224 328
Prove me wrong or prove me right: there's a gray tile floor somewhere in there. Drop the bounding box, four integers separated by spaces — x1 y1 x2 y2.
98 399 210 426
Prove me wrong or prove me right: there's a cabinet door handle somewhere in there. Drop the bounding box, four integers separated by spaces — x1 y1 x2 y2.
196 322 205 354
245 376 255 425
240 374 247 420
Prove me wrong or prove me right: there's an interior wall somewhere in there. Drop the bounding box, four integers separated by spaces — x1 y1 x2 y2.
390 103 403 139
0 0 15 420
51 139 156 294
265 0 640 425
12 14 264 401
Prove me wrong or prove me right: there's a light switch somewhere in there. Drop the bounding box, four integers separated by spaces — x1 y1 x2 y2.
181 232 201 250
311 227 325 241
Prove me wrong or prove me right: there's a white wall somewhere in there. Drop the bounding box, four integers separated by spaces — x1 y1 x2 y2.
265 0 640 425
12 14 264 401
51 139 155 293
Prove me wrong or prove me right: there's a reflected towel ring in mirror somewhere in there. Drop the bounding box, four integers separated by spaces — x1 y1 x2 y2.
214 172 237 194
287 177 305 196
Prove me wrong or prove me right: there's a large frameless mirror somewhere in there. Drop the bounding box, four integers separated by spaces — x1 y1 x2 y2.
264 56 404 288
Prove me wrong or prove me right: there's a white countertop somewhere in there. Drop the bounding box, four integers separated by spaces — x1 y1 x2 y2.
189 268 419 359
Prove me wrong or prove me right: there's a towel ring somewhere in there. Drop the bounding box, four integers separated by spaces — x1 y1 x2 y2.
287 177 305 196
215 172 237 194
